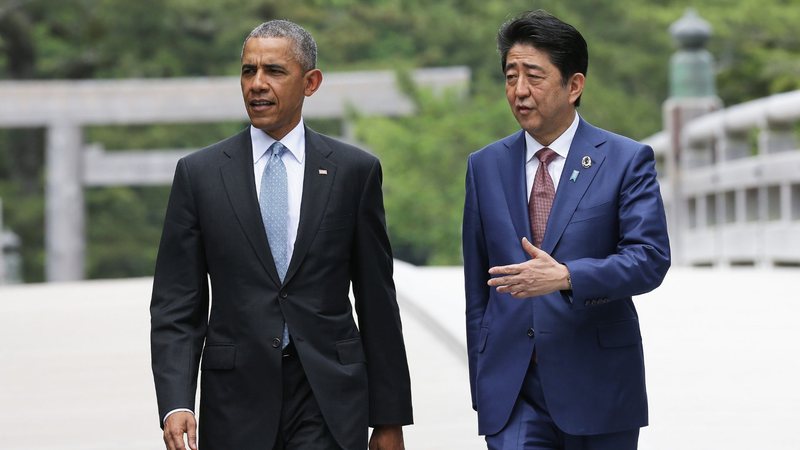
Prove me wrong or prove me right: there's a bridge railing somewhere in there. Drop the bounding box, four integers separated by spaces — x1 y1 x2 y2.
644 90 800 267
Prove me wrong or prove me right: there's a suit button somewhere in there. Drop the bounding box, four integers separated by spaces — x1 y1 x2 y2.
280 291 288 299
527 328 534 338
272 338 281 348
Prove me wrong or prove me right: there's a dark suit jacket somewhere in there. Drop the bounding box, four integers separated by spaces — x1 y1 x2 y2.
151 127 413 450
463 119 670 436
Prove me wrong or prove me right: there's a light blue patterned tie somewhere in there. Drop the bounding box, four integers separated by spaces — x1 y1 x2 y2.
259 141 290 348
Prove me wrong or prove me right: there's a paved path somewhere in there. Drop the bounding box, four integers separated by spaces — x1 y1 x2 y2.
395 266 484 449
0 267 482 450
0 278 159 449
1 265 799 449
397 264 800 450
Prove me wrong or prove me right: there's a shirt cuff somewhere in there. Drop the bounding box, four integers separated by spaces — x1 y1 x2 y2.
163 408 194 425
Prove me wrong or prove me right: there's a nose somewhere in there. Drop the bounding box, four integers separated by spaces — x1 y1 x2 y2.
252 69 269 91
514 78 531 98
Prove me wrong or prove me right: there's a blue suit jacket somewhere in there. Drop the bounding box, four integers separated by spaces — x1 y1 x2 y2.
463 119 670 436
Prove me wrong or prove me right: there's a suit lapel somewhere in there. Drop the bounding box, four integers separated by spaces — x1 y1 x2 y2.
219 129 282 285
496 131 532 243
283 128 337 285
541 120 606 253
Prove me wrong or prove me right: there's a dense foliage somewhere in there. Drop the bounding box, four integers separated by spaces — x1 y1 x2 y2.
1 0 798 279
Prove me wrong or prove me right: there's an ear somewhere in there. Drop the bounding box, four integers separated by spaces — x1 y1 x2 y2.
568 72 585 106
304 69 323 97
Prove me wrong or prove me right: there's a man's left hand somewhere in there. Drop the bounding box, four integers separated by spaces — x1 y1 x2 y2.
488 237 570 298
368 425 404 450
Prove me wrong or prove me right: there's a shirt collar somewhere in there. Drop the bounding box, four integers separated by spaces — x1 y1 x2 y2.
251 119 306 164
525 112 580 163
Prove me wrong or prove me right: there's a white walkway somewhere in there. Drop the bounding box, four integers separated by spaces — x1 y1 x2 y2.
1 264 798 449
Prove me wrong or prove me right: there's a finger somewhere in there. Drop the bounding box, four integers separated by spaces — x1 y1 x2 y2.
187 418 197 450
488 264 521 275
163 430 173 450
487 276 502 287
499 285 527 297
494 284 511 293
495 283 523 295
511 290 529 298
521 237 541 258
167 422 189 450
164 429 183 450
523 238 554 263
174 431 187 450
487 274 518 287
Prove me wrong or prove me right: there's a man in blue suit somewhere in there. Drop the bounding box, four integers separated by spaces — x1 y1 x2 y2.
462 10 670 450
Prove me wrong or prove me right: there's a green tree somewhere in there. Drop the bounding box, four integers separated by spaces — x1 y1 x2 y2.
1 0 798 277
356 83 516 265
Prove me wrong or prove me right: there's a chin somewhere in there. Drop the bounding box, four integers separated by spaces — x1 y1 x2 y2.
523 118 543 130
250 119 276 131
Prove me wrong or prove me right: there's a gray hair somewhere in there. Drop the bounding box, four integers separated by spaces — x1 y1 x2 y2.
242 20 317 72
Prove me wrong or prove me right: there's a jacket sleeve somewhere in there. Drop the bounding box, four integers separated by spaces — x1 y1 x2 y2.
565 144 671 307
150 158 209 427
350 158 414 426
462 155 490 410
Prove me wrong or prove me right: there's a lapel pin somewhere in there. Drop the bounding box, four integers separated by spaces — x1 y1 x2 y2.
570 170 579 182
581 156 592 168
318 168 328 175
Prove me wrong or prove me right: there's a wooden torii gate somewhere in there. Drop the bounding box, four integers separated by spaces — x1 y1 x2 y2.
0 67 469 281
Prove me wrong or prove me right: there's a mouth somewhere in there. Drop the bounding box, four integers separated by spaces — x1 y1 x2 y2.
249 99 276 111
516 104 534 114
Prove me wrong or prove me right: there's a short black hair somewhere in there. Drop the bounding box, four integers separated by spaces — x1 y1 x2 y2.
498 10 588 106
243 20 317 72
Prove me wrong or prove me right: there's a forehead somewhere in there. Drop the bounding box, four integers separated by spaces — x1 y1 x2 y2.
505 43 554 70
241 36 297 63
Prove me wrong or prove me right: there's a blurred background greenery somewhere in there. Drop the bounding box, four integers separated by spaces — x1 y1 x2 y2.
1 0 798 281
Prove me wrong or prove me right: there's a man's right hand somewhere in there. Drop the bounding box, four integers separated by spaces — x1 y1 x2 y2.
163 411 197 450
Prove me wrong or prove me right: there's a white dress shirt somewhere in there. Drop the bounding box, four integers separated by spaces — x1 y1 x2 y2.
163 120 307 424
251 119 306 260
525 112 580 201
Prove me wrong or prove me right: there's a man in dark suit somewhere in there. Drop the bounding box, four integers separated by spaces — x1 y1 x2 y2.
151 20 412 450
462 10 670 450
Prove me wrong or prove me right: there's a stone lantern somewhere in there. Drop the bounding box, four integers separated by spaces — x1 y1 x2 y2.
662 8 722 265
669 8 716 98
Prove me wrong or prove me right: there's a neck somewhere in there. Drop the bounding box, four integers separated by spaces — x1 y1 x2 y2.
530 110 576 146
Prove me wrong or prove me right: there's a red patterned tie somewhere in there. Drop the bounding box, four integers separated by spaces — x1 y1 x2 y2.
529 148 557 248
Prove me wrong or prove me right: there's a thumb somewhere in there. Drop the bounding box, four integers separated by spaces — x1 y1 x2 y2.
521 237 541 258
187 416 198 450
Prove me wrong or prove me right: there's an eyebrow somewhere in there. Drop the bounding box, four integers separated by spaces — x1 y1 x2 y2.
241 63 288 72
505 62 546 73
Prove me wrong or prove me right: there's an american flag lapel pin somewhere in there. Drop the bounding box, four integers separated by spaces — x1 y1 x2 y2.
318 168 328 175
